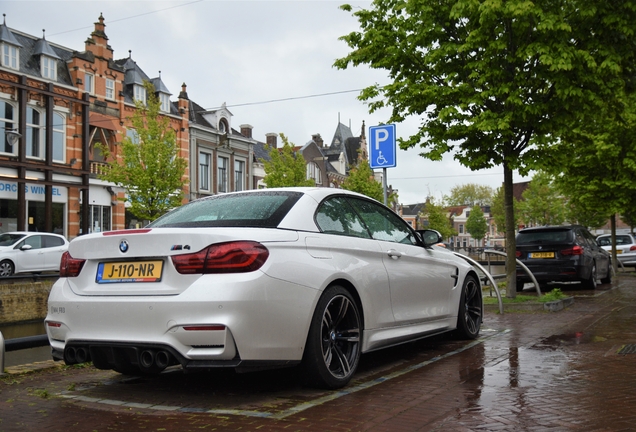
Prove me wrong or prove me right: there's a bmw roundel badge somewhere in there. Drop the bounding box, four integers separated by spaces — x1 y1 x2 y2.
119 240 129 253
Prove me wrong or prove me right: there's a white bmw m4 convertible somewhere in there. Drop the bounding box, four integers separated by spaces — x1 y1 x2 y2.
46 188 482 389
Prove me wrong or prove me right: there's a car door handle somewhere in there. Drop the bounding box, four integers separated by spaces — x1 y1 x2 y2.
387 249 403 259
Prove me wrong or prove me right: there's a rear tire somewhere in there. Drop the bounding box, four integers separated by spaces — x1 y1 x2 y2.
455 275 482 340
600 261 612 284
581 263 597 290
302 285 361 389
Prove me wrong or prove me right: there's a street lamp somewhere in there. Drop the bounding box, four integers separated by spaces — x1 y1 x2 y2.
5 129 21 147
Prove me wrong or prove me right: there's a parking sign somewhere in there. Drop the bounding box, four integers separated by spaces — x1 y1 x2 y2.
369 124 396 169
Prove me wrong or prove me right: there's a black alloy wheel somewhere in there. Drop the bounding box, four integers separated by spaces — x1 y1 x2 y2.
302 285 361 389
455 274 482 340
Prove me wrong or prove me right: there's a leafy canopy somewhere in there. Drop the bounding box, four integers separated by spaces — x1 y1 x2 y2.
420 199 456 240
336 0 636 296
262 134 315 188
517 172 567 227
98 81 187 221
446 183 494 207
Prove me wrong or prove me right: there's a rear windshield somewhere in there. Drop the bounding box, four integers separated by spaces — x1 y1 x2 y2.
147 191 303 228
597 235 633 247
516 229 573 245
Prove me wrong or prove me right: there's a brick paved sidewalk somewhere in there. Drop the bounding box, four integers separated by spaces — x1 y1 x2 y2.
1 275 635 432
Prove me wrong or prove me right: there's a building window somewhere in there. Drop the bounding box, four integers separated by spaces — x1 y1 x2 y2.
41 56 56 80
459 224 464 234
134 84 146 104
159 93 170 113
234 160 244 191
88 205 111 234
0 101 17 154
306 162 322 185
219 118 228 133
2 44 19 70
105 78 115 99
26 107 43 159
217 156 228 193
53 112 65 162
85 73 94 94
199 152 210 191
126 129 139 144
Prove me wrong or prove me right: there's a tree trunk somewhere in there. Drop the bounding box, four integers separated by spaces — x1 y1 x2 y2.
504 162 517 298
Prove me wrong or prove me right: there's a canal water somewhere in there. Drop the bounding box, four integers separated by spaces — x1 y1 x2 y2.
0 320 51 367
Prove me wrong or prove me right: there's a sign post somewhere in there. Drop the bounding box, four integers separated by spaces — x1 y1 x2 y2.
369 124 396 206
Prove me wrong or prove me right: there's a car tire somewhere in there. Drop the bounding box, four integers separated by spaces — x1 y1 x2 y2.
302 285 362 389
454 274 482 340
0 260 14 277
601 261 612 284
581 262 597 290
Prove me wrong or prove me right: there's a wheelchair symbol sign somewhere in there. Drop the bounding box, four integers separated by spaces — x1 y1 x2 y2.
369 124 396 169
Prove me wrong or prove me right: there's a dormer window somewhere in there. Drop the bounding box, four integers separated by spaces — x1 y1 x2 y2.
2 43 18 70
219 118 228 133
134 84 146 104
159 93 170 113
41 55 56 80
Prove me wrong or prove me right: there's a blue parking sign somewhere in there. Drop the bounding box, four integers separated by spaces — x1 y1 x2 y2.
369 124 396 169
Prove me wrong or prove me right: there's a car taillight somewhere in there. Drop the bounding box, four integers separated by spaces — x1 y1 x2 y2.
60 251 86 277
515 250 522 258
561 245 584 256
171 241 269 274
630 246 636 252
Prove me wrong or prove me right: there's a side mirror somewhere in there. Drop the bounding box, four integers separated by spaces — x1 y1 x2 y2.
416 229 443 248
20 244 32 251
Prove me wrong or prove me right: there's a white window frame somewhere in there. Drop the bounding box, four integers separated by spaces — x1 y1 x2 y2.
159 93 170 113
0 100 17 155
306 161 322 185
52 111 66 163
41 56 56 80
199 152 211 192
105 78 115 100
217 156 228 193
234 159 244 191
85 73 94 94
26 106 44 160
134 84 146 104
2 44 19 70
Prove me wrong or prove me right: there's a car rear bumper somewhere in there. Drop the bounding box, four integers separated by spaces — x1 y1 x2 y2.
516 261 588 283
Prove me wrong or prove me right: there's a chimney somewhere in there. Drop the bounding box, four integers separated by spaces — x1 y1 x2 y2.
266 132 278 148
240 124 253 139
312 133 324 148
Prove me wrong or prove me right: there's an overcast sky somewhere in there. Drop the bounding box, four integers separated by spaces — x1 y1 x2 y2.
4 0 530 204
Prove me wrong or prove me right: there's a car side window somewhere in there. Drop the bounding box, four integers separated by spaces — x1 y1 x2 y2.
42 235 64 248
348 198 418 245
23 235 42 250
315 197 372 239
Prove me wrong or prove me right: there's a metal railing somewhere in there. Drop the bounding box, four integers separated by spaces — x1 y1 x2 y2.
0 331 50 375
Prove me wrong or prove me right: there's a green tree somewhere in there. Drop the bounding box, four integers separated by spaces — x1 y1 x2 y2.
336 0 636 297
465 205 488 242
342 159 384 202
446 184 493 207
262 134 315 188
420 200 456 240
517 172 567 227
98 81 187 221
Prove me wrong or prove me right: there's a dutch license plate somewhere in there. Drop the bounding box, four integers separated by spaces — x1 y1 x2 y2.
529 252 555 259
96 260 164 283
617 250 623 254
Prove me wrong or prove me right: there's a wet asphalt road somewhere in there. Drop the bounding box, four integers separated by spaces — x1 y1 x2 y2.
1 274 636 431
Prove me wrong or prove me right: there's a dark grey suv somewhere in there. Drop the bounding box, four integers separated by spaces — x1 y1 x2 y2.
515 225 611 290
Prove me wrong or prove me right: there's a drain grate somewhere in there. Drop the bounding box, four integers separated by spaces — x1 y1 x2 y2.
617 344 636 354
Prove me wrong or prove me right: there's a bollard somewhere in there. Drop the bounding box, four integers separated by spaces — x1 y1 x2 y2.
0 331 4 376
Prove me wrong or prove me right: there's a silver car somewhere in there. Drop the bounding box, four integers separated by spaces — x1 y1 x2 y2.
597 233 636 267
46 188 482 389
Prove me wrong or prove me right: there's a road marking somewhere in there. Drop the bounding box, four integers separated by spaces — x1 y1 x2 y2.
58 329 510 419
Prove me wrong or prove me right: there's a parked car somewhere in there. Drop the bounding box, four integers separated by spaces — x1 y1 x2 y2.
45 188 483 389
596 233 636 268
0 231 69 277
515 225 611 290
